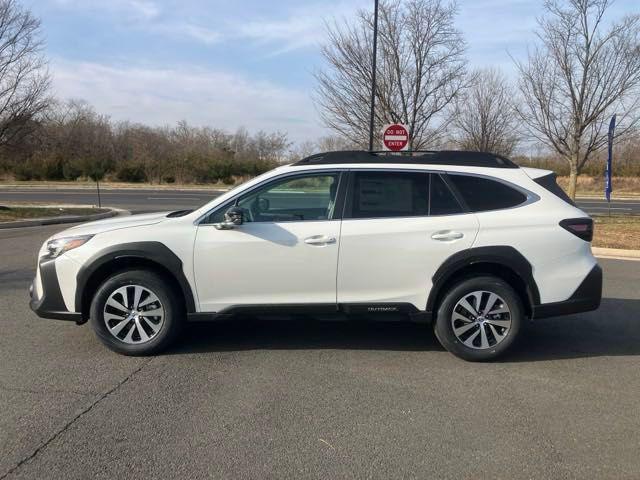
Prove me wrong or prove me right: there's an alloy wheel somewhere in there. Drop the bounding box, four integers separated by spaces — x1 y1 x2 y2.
450 290 512 350
103 285 165 344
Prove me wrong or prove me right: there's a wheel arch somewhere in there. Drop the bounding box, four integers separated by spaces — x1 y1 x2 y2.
75 242 196 321
426 246 540 318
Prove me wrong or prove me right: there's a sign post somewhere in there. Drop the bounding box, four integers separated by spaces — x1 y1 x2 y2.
605 114 616 217
382 124 409 152
368 0 379 152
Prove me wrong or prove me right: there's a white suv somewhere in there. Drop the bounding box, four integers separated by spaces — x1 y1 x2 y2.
30 151 602 361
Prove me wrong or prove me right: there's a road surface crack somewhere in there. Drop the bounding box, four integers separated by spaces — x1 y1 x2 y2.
0 358 152 479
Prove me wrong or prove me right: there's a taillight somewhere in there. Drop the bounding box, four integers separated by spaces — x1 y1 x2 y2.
560 218 594 242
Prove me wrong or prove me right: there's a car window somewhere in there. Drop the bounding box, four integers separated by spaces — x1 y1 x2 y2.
210 173 340 223
429 174 463 215
347 171 429 219
448 174 527 212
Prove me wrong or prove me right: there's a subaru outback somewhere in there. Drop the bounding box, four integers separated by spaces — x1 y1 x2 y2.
30 150 602 361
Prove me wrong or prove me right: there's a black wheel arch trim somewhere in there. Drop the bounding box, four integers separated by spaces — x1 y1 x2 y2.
75 241 196 314
426 246 541 315
532 264 602 318
30 256 82 322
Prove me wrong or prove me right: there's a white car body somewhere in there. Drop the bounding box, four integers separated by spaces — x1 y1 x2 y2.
30 151 602 358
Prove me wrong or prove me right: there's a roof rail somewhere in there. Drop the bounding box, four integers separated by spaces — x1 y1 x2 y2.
293 150 519 169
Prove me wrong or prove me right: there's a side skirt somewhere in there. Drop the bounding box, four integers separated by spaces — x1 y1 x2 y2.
187 303 433 323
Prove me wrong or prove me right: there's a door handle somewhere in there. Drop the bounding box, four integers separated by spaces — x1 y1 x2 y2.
431 230 464 241
304 235 336 246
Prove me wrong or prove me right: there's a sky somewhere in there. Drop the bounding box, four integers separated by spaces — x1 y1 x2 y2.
29 0 638 144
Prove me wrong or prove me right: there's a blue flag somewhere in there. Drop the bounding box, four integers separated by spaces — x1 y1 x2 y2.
605 115 616 202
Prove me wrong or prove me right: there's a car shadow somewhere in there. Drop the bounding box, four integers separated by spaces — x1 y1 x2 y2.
168 297 640 361
172 316 444 354
506 297 640 362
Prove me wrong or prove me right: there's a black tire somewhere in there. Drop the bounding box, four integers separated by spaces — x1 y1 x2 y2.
89 269 182 355
433 276 523 361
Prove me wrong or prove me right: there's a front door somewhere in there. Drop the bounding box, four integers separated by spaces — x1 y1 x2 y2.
337 170 479 310
194 171 344 312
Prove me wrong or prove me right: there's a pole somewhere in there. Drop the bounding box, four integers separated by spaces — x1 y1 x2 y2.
605 114 616 217
368 0 379 152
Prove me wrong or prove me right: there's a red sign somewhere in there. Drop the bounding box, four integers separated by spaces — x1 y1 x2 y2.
382 124 409 151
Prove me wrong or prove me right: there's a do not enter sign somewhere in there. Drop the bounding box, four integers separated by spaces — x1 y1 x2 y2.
382 124 409 151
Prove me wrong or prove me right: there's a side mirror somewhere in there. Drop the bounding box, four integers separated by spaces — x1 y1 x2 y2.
213 206 244 230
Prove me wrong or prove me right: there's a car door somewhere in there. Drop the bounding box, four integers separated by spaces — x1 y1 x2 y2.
337 170 479 311
194 171 345 312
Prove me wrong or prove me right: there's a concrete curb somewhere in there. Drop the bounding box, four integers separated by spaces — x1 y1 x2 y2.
576 195 640 201
0 207 124 229
592 247 640 260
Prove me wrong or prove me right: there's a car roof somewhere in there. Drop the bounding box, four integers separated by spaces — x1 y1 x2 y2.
292 150 519 169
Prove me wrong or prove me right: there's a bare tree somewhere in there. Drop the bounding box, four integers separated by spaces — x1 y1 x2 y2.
315 0 467 149
452 68 520 157
515 0 640 198
0 0 50 148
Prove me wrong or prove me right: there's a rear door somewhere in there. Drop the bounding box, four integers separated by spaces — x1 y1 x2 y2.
336 170 479 311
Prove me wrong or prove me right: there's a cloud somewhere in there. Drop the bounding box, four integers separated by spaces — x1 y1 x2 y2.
50 59 325 142
47 0 220 46
236 1 368 55
51 0 160 20
149 22 221 45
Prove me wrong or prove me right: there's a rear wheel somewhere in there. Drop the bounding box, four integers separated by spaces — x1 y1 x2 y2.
89 270 182 355
434 276 523 361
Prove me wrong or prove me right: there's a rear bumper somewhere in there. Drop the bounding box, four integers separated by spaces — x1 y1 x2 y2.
533 264 602 319
29 257 82 322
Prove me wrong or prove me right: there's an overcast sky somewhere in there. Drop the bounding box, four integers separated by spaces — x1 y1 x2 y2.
30 0 637 143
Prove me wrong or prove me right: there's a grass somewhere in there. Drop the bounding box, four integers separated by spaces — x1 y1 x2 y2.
0 178 235 190
557 176 640 197
592 215 640 250
0 206 106 222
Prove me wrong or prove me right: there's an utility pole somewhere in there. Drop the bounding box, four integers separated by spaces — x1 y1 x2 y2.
368 0 379 152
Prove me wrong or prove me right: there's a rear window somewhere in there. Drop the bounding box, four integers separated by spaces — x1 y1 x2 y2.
349 171 428 218
448 174 527 212
533 173 576 206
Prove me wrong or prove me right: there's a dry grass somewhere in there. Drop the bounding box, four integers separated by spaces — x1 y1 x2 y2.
557 176 640 197
592 215 640 250
0 178 234 190
0 206 105 222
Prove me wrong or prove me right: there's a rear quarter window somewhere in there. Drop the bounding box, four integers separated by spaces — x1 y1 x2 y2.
448 174 527 212
533 173 576 206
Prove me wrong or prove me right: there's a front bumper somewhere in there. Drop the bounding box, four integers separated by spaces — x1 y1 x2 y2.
532 264 602 319
29 256 82 322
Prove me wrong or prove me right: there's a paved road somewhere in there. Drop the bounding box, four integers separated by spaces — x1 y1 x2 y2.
1 224 639 479
0 187 226 213
1 186 639 215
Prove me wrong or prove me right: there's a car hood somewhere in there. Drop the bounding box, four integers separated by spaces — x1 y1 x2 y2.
51 211 171 238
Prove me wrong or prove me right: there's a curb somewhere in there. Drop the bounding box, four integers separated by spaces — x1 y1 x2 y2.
592 247 640 261
0 208 124 230
576 195 640 201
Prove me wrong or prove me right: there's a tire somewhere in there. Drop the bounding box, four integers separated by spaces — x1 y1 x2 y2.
433 276 523 361
89 269 182 355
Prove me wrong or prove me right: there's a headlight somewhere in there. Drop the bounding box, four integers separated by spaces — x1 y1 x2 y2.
46 235 94 258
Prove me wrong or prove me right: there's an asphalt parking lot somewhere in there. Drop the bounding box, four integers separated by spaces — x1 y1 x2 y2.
1 224 639 479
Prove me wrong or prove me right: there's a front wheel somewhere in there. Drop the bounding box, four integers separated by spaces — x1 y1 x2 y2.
434 276 523 361
89 270 182 355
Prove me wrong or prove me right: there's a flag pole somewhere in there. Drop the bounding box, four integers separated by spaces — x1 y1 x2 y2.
368 0 379 152
605 114 616 217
